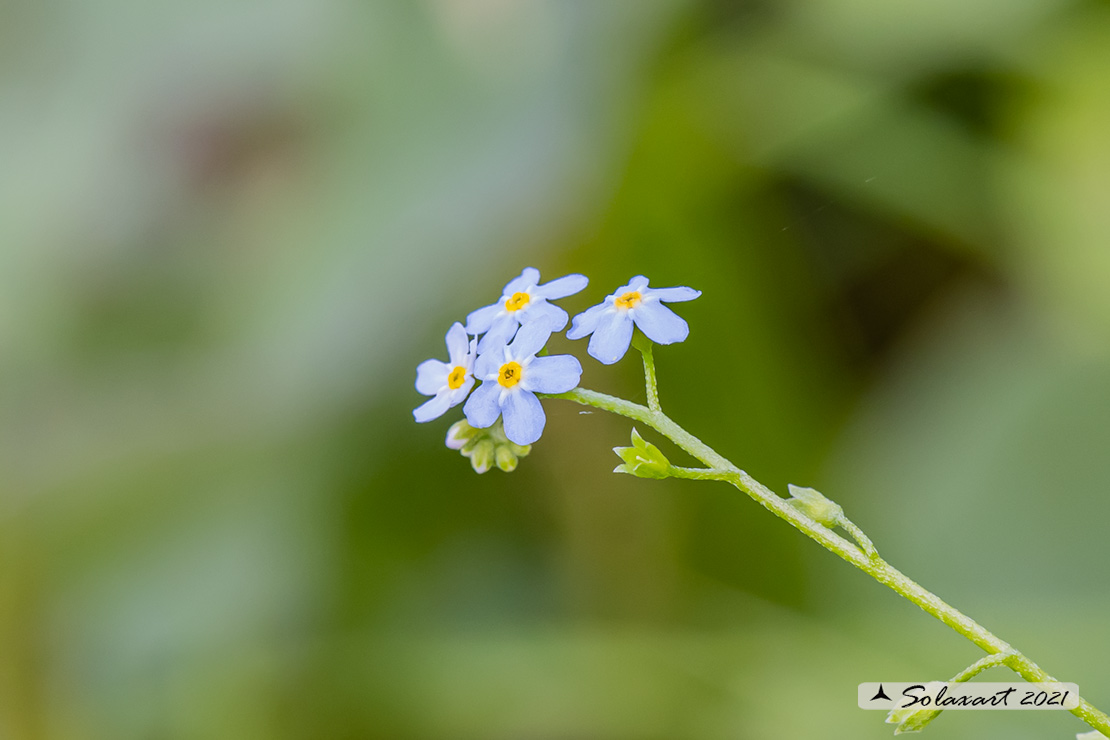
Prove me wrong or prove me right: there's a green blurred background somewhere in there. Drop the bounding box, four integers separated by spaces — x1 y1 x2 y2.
3 1 1110 738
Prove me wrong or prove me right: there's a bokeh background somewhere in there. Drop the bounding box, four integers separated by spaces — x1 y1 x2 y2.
3 1 1110 738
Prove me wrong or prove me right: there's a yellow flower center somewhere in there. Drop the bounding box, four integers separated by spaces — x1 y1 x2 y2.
447 366 467 390
504 292 531 312
615 291 642 309
498 361 523 388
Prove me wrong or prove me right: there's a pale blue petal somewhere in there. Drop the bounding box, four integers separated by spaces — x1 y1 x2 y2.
533 273 588 300
464 381 502 428
465 303 500 334
445 322 471 365
475 344 507 379
413 392 452 422
509 322 553 359
447 375 475 406
628 275 650 292
647 286 700 303
633 302 689 344
587 311 634 365
503 267 540 295
566 303 609 340
522 355 581 393
502 389 545 445
477 314 518 354
415 359 448 395
519 301 568 332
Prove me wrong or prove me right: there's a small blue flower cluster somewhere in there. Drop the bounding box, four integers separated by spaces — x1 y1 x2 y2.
414 267 700 449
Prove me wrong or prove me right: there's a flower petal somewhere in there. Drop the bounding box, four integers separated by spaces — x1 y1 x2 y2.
413 392 452 422
475 343 506 379
533 273 588 300
465 303 501 334
415 359 448 395
503 267 540 295
519 301 568 333
587 311 634 365
647 286 700 303
509 321 553 359
566 303 609 340
463 381 502 428
627 275 650 292
522 355 581 393
445 322 471 366
632 302 689 344
502 389 545 445
446 375 475 406
476 314 518 354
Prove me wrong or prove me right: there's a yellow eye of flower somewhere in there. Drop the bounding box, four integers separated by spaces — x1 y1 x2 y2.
447 366 467 390
615 291 642 309
504 292 531 312
498 361 523 388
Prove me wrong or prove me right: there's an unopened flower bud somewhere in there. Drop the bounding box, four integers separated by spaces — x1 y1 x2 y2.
886 705 941 734
469 439 496 474
446 419 480 450
786 484 843 527
495 445 519 472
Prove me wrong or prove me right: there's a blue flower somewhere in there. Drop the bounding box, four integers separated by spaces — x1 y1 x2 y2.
465 267 588 353
463 322 582 445
567 276 700 364
413 322 477 422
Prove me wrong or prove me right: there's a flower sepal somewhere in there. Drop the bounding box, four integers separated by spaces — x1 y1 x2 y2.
613 428 672 479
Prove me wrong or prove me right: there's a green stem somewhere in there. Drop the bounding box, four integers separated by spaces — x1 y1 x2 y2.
542 386 1110 736
887 652 1018 732
633 334 660 413
839 517 878 559
668 465 731 481
952 652 1015 682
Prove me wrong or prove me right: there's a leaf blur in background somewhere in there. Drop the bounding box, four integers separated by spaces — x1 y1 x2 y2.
2 1 1109 738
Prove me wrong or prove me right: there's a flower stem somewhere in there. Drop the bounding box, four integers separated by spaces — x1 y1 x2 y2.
632 333 660 413
542 386 1110 736
668 465 732 481
839 518 878 559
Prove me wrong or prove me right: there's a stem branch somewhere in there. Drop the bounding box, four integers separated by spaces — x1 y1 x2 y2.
542 386 1110 736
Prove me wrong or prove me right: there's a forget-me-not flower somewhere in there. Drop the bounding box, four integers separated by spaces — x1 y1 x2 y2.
464 322 582 445
465 267 588 353
413 322 477 422
567 276 701 364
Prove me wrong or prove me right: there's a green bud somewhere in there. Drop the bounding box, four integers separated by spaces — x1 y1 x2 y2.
449 418 531 474
885 706 941 735
495 445 519 472
446 419 480 450
469 439 496 474
786 484 843 527
613 427 672 479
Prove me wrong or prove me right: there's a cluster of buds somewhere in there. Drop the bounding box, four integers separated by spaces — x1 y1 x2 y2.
445 419 532 474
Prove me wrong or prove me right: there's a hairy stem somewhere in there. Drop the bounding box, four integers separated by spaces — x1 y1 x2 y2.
632 334 660 413
839 518 878 559
542 386 1110 736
